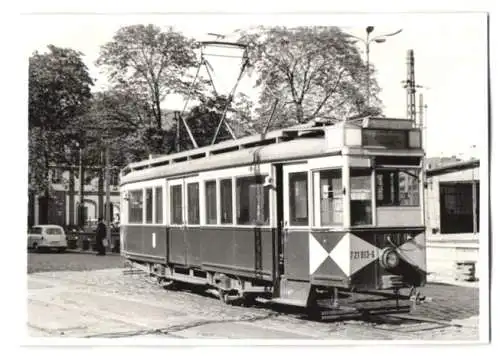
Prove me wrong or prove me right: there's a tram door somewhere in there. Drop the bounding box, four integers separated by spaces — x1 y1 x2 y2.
280 163 311 281
168 178 188 266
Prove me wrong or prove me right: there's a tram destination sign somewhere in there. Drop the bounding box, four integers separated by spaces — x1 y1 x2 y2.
362 129 408 149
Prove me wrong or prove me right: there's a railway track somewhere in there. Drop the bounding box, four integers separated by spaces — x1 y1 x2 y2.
126 268 470 335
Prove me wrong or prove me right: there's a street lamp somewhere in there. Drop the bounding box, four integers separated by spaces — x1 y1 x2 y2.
347 27 403 107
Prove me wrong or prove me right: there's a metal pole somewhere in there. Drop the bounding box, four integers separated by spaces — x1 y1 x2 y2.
105 144 111 250
366 41 370 107
78 146 84 227
176 112 180 152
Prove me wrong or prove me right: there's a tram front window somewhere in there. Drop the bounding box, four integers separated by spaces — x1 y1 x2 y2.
319 169 343 226
376 169 420 206
350 169 372 226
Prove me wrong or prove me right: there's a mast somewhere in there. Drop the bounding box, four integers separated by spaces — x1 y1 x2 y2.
405 49 417 126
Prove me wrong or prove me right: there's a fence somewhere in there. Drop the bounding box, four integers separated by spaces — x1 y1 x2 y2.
67 231 121 253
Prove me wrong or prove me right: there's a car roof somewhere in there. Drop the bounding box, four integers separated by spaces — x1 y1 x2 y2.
33 225 64 229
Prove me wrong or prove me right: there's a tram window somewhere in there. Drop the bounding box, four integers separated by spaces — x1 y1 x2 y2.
220 179 233 224
128 190 143 223
155 187 163 224
376 169 419 206
170 185 183 224
319 169 343 226
145 188 153 223
289 172 308 226
237 176 269 225
205 181 217 225
350 169 372 226
188 182 200 225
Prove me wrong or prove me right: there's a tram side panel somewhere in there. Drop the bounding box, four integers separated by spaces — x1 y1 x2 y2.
122 225 168 263
139 225 168 263
199 227 274 281
199 227 235 270
122 225 143 256
168 227 187 265
184 227 203 267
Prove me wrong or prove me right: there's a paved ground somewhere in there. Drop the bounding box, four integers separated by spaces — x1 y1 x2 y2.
28 252 479 340
27 250 124 274
26 252 481 340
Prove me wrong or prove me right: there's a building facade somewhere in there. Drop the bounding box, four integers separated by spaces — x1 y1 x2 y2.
424 159 480 281
28 165 121 229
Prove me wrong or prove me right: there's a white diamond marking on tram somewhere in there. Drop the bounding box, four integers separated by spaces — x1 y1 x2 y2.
329 233 382 276
309 234 329 275
395 232 426 271
329 233 351 276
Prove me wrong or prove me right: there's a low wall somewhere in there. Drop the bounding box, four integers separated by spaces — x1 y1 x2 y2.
426 236 479 282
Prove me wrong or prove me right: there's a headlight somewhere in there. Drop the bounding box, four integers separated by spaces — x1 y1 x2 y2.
380 248 400 269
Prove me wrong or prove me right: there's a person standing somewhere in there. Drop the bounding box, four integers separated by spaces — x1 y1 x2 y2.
95 217 106 256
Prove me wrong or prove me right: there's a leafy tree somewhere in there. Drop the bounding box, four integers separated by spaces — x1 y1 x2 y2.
28 45 94 223
96 24 201 152
169 92 259 152
238 26 383 130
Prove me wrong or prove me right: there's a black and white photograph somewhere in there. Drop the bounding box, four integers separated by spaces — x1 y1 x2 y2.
9 1 494 349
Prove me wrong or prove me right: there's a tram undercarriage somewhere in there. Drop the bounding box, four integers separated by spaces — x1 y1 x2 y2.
125 258 427 320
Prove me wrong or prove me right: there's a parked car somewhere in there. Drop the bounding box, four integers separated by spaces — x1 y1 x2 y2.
27 225 68 252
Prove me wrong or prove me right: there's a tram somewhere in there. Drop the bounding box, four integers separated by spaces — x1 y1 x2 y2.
119 117 427 317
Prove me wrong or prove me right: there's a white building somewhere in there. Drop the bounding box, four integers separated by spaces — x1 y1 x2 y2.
424 159 480 281
28 165 121 228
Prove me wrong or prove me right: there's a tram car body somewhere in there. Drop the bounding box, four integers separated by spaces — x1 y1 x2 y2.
120 117 427 315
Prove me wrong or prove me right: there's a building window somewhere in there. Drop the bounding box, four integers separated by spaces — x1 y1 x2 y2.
85 173 93 185
351 169 372 226
51 168 62 184
170 185 183 224
110 171 119 186
319 169 343 226
128 190 143 223
187 182 200 225
205 181 217 224
440 182 478 234
155 187 163 224
236 176 269 225
145 188 153 223
220 179 233 224
376 169 420 206
289 172 309 226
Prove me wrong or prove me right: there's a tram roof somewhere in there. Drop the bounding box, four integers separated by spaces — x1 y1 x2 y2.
120 137 334 185
120 116 417 185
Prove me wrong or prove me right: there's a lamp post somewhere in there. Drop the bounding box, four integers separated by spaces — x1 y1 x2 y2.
347 27 403 107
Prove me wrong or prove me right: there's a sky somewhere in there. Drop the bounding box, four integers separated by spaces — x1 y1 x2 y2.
21 12 489 159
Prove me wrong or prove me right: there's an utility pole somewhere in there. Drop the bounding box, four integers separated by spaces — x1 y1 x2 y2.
405 49 417 125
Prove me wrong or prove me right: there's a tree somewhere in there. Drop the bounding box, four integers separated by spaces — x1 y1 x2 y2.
96 24 201 152
28 45 94 223
238 26 383 130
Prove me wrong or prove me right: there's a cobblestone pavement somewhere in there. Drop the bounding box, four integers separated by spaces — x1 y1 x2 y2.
26 267 481 341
